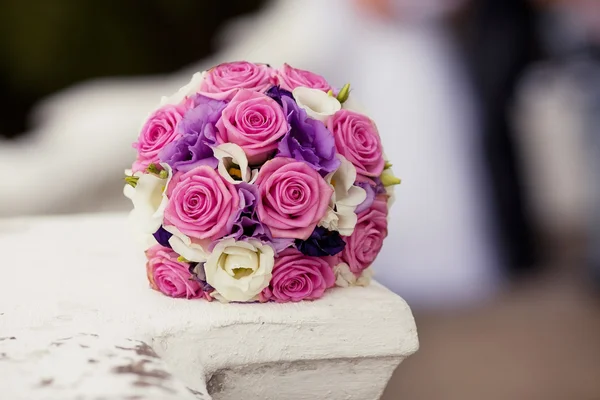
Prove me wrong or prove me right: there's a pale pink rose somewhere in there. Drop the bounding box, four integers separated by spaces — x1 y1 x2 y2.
327 110 385 178
199 61 276 101
145 245 203 299
260 249 335 303
133 104 185 172
276 63 332 92
164 166 239 240
340 197 388 274
256 157 333 240
216 90 289 164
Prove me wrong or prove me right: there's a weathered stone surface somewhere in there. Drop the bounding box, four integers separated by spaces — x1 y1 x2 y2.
0 335 203 400
0 214 418 399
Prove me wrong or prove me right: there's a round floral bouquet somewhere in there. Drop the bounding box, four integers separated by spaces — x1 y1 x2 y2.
124 61 400 303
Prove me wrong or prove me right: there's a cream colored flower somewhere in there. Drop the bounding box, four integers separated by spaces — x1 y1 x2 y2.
124 164 172 249
319 156 367 236
292 86 341 122
205 238 274 302
213 143 258 184
160 71 206 107
334 263 373 287
163 225 211 263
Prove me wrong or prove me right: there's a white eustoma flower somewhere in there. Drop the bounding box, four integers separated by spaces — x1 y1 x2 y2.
292 86 341 122
124 164 172 237
205 238 274 302
334 263 373 287
163 225 211 263
159 71 206 107
213 143 258 184
319 156 367 236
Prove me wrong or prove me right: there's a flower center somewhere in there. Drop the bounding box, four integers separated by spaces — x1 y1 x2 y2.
221 249 259 279
232 267 254 279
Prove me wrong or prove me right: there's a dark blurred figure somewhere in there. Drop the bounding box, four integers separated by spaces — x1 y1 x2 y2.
0 0 266 139
458 0 542 276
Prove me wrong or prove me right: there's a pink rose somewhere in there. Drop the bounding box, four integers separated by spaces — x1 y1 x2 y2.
133 104 185 172
145 245 203 299
276 63 332 92
216 90 289 164
340 197 388 274
199 61 276 101
164 166 239 240
256 157 333 240
327 110 385 178
260 249 335 302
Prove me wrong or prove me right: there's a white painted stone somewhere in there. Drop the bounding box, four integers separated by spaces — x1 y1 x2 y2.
0 335 205 400
0 213 418 399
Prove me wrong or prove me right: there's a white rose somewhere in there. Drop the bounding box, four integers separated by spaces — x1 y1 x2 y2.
319 156 367 236
124 164 172 245
159 71 206 107
292 86 341 122
213 143 258 184
334 263 373 287
163 225 210 263
205 238 274 302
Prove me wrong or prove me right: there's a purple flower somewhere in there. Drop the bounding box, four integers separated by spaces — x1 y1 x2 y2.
158 95 226 172
159 134 217 172
152 226 173 248
355 182 376 214
354 178 386 214
226 182 293 254
295 227 346 257
267 86 340 176
189 263 213 292
266 86 293 106
179 94 227 145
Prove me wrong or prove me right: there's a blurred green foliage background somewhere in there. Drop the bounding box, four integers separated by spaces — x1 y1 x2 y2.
0 0 266 138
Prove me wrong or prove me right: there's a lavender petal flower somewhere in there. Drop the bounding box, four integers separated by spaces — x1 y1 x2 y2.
268 86 340 176
159 134 217 172
159 94 226 172
355 181 376 214
225 182 293 254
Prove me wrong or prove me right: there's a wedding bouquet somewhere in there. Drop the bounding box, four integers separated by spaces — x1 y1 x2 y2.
124 62 400 303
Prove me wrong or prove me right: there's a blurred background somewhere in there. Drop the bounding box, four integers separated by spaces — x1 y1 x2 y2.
1 0 599 398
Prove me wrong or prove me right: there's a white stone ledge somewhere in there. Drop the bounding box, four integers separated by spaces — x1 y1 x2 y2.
0 213 418 399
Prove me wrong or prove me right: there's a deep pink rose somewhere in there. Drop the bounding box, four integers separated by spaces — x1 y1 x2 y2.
256 157 333 240
276 63 332 92
340 197 388 274
260 249 335 303
216 90 289 164
199 61 276 101
164 166 239 240
145 245 203 299
133 104 185 172
327 110 385 178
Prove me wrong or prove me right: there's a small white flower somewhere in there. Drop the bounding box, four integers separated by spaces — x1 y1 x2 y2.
334 263 373 287
213 143 258 184
124 164 172 246
319 156 367 236
163 225 211 263
292 86 341 122
205 238 274 302
160 71 206 107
